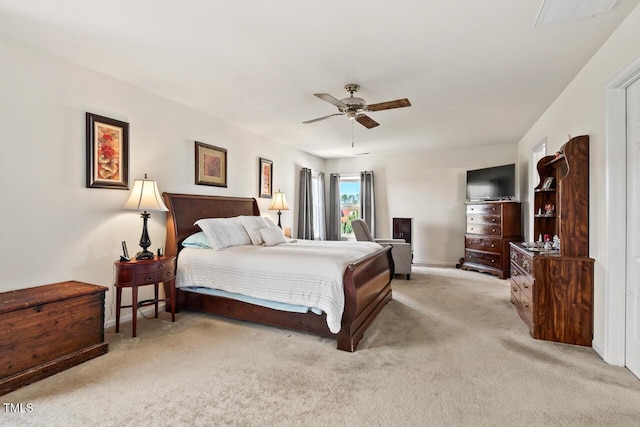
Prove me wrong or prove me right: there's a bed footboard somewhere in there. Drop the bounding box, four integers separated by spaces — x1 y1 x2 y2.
338 245 394 351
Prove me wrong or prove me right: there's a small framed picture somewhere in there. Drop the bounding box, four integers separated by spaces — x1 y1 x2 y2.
195 141 227 187
86 113 129 189
542 176 554 190
259 158 273 198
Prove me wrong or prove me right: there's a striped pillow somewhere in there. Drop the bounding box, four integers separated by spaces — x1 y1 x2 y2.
195 217 251 250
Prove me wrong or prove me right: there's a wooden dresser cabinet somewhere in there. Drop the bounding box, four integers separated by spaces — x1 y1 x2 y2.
0 281 108 395
461 201 522 279
509 135 594 346
510 243 594 345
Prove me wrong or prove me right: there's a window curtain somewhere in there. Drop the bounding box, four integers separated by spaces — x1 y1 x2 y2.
327 173 341 241
297 168 314 240
360 170 375 236
314 171 327 240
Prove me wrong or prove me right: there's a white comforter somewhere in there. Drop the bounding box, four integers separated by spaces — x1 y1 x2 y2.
176 240 383 333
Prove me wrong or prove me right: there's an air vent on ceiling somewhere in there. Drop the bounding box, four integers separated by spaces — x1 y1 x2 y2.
535 0 619 27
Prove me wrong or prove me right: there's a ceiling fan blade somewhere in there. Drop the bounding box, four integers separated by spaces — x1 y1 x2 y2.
303 113 344 124
367 98 411 112
356 114 380 129
314 93 347 108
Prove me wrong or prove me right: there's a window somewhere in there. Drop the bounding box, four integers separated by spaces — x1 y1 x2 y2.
311 172 325 239
339 175 361 237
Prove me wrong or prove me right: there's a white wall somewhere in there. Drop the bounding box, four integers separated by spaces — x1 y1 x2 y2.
0 35 323 323
325 143 518 266
515 4 640 353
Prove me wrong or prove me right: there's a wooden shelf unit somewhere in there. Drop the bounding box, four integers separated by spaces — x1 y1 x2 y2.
533 136 589 257
510 135 594 346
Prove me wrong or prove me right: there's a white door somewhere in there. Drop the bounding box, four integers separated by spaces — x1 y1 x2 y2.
626 78 640 378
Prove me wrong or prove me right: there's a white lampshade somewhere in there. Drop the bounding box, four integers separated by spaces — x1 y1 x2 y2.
268 191 289 211
123 175 168 212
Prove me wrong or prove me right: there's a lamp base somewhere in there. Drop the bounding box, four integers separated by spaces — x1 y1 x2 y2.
136 250 155 260
136 211 154 260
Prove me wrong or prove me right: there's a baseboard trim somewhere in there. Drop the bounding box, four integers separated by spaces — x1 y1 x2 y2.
104 302 167 330
412 260 457 268
592 339 610 363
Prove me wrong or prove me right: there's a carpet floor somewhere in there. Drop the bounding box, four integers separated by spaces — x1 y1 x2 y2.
2 266 639 426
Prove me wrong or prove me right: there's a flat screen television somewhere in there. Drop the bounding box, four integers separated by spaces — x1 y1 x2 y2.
466 163 516 201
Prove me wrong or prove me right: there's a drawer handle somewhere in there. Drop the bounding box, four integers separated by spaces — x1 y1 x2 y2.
523 283 529 289
523 301 529 308
491 229 496 232
158 264 165 270
522 259 530 272
512 286 518 292
492 218 496 222
491 259 495 263
513 271 518 276
145 275 153 281
470 218 474 221
491 244 495 248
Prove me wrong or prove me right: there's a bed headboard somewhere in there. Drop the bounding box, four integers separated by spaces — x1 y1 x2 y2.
162 192 260 257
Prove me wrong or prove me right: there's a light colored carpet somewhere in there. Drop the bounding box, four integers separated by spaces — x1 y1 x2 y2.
2 267 639 426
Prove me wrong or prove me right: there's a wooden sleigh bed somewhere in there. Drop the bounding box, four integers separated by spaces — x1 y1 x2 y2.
162 192 394 351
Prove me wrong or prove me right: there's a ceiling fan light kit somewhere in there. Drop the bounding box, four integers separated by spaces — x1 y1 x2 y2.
304 83 411 129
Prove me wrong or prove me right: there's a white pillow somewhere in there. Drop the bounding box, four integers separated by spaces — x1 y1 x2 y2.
181 231 212 248
259 226 286 246
237 216 269 245
195 217 251 250
263 216 277 228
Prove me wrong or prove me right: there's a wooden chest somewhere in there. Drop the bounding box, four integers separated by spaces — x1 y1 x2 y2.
0 281 108 395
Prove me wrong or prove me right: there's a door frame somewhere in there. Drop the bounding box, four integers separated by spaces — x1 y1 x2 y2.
603 56 640 365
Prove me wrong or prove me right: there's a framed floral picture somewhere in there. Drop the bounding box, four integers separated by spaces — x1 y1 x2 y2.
195 141 227 187
259 157 273 198
86 113 129 189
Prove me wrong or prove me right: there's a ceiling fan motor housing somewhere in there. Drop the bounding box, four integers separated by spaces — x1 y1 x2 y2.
340 84 366 117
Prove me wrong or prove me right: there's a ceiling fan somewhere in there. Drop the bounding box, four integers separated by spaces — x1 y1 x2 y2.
303 84 411 129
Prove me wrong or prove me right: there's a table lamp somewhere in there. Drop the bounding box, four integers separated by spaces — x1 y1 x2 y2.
123 174 168 260
268 190 289 228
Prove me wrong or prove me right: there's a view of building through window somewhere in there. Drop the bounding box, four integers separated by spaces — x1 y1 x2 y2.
340 177 360 237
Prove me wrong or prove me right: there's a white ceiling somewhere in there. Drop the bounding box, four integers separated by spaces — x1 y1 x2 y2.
0 0 638 158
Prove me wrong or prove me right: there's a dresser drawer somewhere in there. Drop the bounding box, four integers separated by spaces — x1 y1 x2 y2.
465 235 501 253
519 290 533 326
510 261 533 301
510 280 521 304
466 223 502 236
467 213 501 226
464 249 501 268
466 204 502 215
510 248 533 274
134 259 175 275
135 265 176 285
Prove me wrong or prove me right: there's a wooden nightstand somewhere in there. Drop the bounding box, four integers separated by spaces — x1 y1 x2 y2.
114 255 177 337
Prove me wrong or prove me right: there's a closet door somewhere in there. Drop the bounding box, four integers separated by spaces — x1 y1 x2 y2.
626 78 640 379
